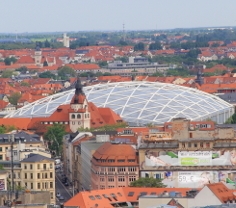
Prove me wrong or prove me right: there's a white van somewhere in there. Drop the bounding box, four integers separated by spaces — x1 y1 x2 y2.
55 159 61 165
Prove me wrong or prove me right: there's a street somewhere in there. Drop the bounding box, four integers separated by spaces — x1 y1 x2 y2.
55 169 73 204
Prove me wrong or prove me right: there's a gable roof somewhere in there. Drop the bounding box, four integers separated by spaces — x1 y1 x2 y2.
206 182 236 203
21 153 53 163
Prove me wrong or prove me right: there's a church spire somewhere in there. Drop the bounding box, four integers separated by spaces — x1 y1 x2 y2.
72 75 85 104
75 75 84 96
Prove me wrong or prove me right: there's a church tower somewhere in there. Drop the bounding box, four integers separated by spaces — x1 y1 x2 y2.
34 44 42 66
69 76 90 132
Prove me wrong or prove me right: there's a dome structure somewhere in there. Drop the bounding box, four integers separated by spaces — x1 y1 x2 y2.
5 81 234 125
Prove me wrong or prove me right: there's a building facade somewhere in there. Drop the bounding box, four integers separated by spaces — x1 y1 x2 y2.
139 118 236 189
91 142 139 190
20 154 55 204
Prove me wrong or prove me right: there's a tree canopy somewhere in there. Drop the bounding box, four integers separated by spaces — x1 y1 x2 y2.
4 57 17 65
0 125 16 134
129 177 166 188
134 42 145 51
8 92 21 105
58 66 76 80
44 124 66 156
39 71 56 79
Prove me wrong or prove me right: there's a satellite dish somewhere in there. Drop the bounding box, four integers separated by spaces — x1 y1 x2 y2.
233 191 236 196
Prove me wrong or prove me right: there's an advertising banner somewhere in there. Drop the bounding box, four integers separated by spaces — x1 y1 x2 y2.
143 150 235 168
0 179 5 190
140 171 219 188
178 151 212 166
177 171 219 188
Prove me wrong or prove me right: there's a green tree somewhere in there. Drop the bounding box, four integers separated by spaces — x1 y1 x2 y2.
8 92 21 105
0 125 16 133
149 41 162 50
39 71 56 79
134 42 145 51
98 61 108 68
44 39 51 48
20 82 30 87
4 57 17 65
78 122 127 132
2 70 14 78
118 40 128 46
129 177 166 188
16 66 28 74
44 124 66 156
225 113 236 124
58 66 76 80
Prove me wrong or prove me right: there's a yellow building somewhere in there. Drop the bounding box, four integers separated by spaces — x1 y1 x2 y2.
20 154 55 204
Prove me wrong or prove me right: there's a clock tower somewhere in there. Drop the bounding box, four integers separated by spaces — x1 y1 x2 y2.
69 76 90 132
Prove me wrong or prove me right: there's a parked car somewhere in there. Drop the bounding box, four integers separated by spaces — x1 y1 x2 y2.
59 195 65 201
56 192 61 198
64 182 69 186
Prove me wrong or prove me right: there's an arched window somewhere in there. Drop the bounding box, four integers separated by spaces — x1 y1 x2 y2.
77 114 81 119
71 114 75 119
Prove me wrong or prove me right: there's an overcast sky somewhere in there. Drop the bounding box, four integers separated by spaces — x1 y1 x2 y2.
0 0 235 33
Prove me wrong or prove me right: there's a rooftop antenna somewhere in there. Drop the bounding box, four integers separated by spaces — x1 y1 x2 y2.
123 22 126 41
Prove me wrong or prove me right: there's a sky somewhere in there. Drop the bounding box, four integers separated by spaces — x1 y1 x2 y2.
0 0 236 33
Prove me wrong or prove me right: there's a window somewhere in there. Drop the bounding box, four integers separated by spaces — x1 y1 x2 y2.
0 155 3 160
118 176 125 182
117 159 125 162
30 173 33 179
37 173 40 179
30 164 33 169
128 159 135 163
13 151 17 156
108 167 115 172
200 142 203 147
77 114 81 119
43 164 46 170
188 143 191 148
108 177 114 182
25 173 27 179
0 147 2 152
50 172 53 178
50 182 53 188
100 185 105 189
128 167 136 172
37 183 40 189
129 176 136 182
45 173 47 179
5 147 8 151
206 142 210 148
50 163 53 169
45 182 48 189
71 114 75 119
50 192 53 199
31 183 33 189
25 182 27 188
108 159 115 163
194 143 198 148
182 143 185 148
100 177 104 182
118 167 125 172
24 165 27 169
37 164 40 169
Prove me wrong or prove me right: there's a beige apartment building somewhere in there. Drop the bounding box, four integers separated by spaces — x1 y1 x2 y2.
20 154 55 204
